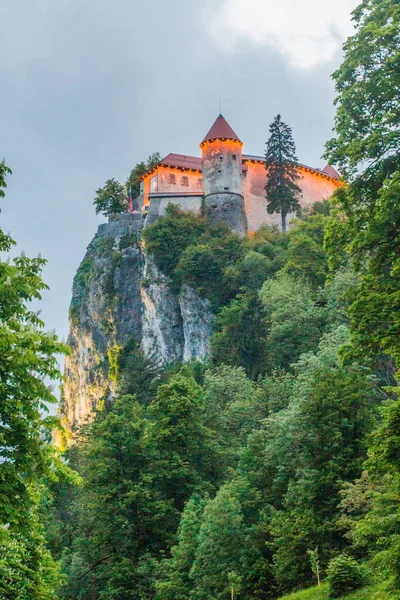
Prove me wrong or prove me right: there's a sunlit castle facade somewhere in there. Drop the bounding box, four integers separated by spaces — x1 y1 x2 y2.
139 114 341 235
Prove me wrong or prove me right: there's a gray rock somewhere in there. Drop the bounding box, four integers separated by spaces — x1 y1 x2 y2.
60 213 216 438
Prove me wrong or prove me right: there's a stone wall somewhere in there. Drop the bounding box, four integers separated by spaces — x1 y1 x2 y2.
145 194 203 226
204 192 248 237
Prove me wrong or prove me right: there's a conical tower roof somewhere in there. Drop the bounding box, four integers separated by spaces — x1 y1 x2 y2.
201 114 242 146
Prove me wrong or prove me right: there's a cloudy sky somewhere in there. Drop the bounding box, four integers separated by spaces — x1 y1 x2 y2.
1 0 358 343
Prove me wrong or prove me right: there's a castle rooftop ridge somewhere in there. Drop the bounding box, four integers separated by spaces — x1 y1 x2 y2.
140 152 340 183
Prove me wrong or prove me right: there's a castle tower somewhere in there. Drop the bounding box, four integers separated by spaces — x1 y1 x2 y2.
200 115 248 236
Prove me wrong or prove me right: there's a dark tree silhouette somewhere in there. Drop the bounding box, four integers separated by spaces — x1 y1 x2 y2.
265 114 301 231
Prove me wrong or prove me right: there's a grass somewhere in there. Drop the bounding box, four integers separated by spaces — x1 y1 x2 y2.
279 580 398 600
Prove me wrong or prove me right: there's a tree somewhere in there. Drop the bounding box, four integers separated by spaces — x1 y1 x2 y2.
93 178 128 216
211 292 269 379
155 495 207 600
142 205 207 280
324 0 400 367
58 370 222 599
284 214 329 289
0 162 70 597
126 152 162 203
190 484 248 600
323 4 400 584
265 114 301 232
259 273 325 372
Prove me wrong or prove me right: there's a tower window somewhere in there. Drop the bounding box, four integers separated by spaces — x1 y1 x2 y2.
232 154 236 160
181 175 189 186
168 173 176 184
224 187 230 191
219 155 223 160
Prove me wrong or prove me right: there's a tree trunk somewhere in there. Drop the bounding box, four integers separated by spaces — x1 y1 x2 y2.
281 211 287 232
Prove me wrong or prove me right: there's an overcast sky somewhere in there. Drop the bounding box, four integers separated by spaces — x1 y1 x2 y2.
1 0 358 343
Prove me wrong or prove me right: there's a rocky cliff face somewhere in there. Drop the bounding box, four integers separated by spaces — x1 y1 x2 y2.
60 213 214 437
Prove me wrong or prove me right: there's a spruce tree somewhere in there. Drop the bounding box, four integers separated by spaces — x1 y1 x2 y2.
265 114 301 232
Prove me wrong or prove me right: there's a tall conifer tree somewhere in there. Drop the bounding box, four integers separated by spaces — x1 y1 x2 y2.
265 114 301 231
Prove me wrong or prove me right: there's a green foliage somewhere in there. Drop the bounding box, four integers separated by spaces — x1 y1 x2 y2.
143 205 207 279
239 328 379 592
155 495 207 600
278 580 397 599
285 215 328 288
265 114 302 231
324 0 400 368
93 178 128 216
54 369 223 599
176 229 244 308
323 1 400 592
0 159 12 199
325 0 400 182
0 163 74 598
327 555 365 598
260 273 325 372
190 484 248 600
211 292 269 379
0 520 63 600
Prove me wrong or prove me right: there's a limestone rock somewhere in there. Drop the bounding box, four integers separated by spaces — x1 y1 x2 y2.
60 212 216 439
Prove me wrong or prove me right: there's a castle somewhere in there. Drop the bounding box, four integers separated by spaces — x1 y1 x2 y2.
140 114 341 234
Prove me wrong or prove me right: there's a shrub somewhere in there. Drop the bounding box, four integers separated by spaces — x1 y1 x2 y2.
327 554 364 598
142 205 206 278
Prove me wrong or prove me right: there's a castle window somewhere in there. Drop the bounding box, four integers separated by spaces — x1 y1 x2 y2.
232 154 236 160
181 175 189 186
224 187 229 190
168 173 176 184
219 155 223 160
196 178 202 189
150 175 158 193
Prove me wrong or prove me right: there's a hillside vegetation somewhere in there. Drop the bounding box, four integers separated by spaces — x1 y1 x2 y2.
1 0 400 599
279 581 396 600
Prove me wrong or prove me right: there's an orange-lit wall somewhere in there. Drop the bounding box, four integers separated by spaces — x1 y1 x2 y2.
242 161 341 232
142 167 202 205
201 139 243 196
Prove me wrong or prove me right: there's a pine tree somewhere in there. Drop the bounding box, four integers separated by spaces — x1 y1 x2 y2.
265 115 301 232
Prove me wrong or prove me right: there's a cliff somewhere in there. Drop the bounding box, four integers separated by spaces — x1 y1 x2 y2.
60 213 214 436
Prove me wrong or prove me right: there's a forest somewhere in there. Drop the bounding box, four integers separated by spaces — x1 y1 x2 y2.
1 0 400 598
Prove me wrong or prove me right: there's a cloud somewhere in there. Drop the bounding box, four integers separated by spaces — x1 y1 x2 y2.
209 0 359 69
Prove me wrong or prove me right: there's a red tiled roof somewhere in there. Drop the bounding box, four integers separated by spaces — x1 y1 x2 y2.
161 153 202 171
141 153 340 183
201 114 242 145
321 165 340 180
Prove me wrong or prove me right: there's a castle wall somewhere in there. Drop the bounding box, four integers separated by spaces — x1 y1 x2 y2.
145 194 203 226
242 161 341 232
142 166 202 205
